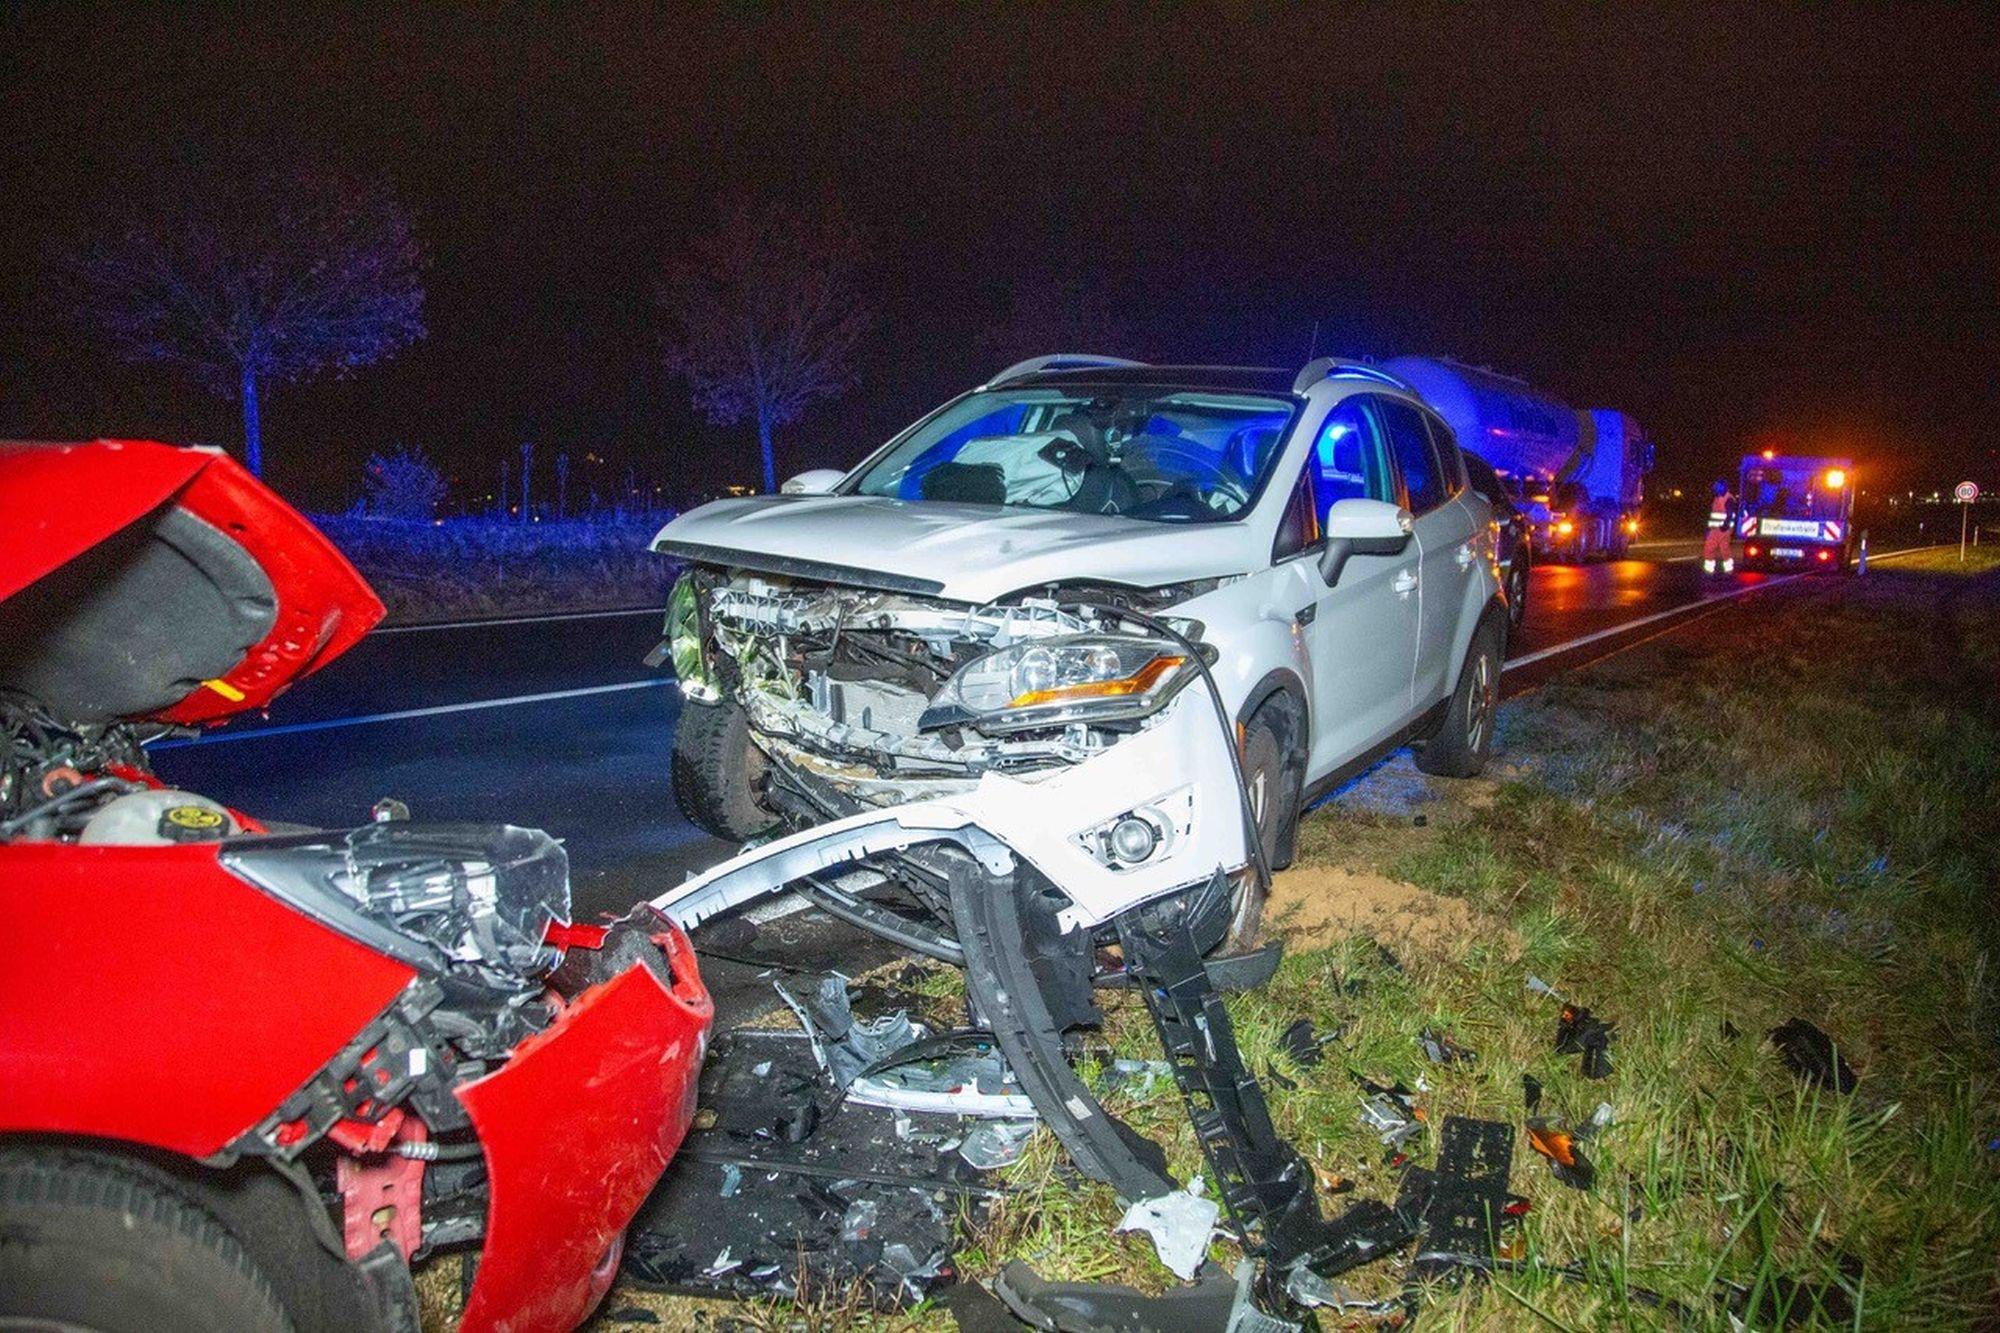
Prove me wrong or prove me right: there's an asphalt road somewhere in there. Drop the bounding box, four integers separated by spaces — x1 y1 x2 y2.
146 541 1837 1016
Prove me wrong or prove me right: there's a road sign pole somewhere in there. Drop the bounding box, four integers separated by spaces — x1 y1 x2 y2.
1953 481 1981 562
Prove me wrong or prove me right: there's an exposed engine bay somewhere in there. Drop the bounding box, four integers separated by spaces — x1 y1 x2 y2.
674 566 1224 803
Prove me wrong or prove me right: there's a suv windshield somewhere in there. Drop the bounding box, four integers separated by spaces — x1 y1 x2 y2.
848 387 1297 523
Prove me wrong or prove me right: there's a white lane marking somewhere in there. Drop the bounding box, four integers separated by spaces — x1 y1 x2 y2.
148 679 674 749
373 605 666 634
1505 576 1803 671
1503 543 1942 673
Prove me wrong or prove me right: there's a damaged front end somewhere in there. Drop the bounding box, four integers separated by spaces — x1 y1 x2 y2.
217 822 714 1333
665 565 1252 935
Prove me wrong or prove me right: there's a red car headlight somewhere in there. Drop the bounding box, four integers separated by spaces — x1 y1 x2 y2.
221 823 572 989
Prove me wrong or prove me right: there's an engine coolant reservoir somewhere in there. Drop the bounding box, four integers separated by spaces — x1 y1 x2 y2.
78 789 239 845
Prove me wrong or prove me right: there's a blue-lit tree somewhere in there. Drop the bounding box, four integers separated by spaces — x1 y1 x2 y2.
657 202 870 493
64 167 426 477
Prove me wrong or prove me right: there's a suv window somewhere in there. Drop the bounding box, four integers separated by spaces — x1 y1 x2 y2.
1423 411 1467 497
1375 398 1445 512
1461 449 1503 507
1275 399 1396 560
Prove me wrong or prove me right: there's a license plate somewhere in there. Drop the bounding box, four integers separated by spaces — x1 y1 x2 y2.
1774 547 1804 558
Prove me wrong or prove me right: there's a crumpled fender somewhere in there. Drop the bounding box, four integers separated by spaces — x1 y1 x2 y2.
455 924 712 1333
650 693 1248 931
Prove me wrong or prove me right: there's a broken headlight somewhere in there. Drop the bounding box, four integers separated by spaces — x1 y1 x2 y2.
222 823 571 989
920 635 1196 734
666 573 718 702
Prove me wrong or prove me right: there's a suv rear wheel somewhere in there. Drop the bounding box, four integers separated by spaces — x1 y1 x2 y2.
0 1147 292 1333
671 696 778 842
1416 619 1503 778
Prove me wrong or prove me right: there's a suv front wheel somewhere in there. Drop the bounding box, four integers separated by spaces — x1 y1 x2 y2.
671 695 779 842
1415 619 1503 778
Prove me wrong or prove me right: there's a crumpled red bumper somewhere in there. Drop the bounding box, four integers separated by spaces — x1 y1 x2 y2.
455 922 711 1333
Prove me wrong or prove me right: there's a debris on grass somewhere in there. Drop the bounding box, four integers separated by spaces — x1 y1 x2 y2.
1419 1027 1477 1064
1114 1178 1221 1280
1768 1017 1858 1093
1277 1017 1331 1067
1554 1002 1615 1079
993 1259 1253 1332
1524 1118 1595 1190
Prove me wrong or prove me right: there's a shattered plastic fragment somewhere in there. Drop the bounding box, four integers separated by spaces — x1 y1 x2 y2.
1115 1179 1221 1280
1555 1003 1615 1079
1420 1027 1477 1064
1525 974 1560 1000
1768 1017 1857 1094
959 1119 1036 1171
1525 1118 1595 1190
718 1163 742 1198
839 1198 879 1242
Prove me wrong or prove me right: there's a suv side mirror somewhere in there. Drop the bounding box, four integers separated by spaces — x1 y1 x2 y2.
1318 498 1413 587
781 468 846 495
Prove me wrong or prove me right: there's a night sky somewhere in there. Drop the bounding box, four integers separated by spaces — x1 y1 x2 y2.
4 3 1994 510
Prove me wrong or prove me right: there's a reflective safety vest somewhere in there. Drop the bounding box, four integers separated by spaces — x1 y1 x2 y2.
1708 493 1733 529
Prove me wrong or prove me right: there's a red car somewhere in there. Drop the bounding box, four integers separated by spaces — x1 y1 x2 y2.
0 441 713 1332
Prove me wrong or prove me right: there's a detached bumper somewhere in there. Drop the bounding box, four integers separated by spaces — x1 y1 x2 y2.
456 923 712 1333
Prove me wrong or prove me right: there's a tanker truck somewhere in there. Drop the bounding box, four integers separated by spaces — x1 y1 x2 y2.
1382 356 1654 561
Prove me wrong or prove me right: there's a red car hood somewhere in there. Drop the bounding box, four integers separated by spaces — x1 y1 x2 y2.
0 440 383 726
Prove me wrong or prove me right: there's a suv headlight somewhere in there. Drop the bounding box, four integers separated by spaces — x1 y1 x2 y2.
920 635 1199 734
666 574 717 701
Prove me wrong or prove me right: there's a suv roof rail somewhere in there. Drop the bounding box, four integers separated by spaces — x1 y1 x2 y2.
1291 356 1414 396
983 354 1148 388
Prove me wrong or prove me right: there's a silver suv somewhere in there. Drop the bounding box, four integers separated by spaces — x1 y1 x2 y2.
650 354 1507 946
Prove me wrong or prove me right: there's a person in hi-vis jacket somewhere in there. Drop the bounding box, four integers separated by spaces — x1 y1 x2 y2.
1703 479 1736 574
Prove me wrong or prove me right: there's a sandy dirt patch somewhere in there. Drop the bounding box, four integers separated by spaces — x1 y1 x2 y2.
1267 864 1502 958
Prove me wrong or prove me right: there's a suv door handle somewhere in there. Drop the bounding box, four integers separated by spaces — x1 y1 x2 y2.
1392 570 1418 598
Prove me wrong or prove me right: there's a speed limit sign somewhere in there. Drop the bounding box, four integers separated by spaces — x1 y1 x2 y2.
1955 480 1980 503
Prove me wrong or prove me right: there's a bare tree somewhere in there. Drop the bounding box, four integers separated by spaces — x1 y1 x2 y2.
62 166 426 476
658 201 870 493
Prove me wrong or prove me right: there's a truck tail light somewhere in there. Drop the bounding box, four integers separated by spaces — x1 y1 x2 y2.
1746 544 1761 558
1816 549 1832 562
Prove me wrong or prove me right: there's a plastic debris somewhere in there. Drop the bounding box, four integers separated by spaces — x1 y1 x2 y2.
1098 1057 1174 1098
1555 1003 1615 1079
1359 1092 1421 1147
1522 1073 1543 1112
1525 1117 1595 1189
772 973 921 1089
717 1162 742 1198
1115 1178 1221 1280
702 1247 741 1278
959 1119 1035 1171
1284 1264 1407 1317
1277 1018 1330 1067
993 1259 1271 1332
1768 1017 1858 1094
1420 1027 1477 1064
1394 1116 1515 1254
839 1197 879 1242
1582 1102 1615 1138
1525 973 1561 1000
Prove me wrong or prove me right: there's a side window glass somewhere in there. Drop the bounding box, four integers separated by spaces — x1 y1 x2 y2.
1425 412 1466 497
1305 399 1392 527
1376 398 1444 513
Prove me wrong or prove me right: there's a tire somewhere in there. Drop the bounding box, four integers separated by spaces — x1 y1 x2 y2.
1505 545 1530 631
1416 618 1503 779
1228 707 1298 948
670 696 777 841
0 1147 293 1333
